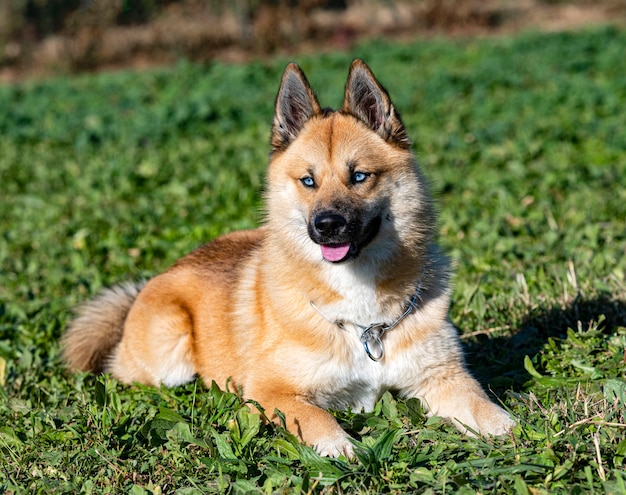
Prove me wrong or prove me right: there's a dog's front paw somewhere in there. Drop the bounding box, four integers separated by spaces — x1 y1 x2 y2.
477 405 515 436
314 433 355 459
448 399 515 438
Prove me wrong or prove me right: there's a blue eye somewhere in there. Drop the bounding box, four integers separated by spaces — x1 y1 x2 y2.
301 176 315 188
352 171 369 184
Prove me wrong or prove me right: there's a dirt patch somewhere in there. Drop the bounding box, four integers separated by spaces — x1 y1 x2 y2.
1 0 624 83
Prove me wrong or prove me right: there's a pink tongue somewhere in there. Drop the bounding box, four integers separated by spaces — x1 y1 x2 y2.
321 243 351 262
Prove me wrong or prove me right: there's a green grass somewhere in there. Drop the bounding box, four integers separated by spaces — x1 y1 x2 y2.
1 26 626 493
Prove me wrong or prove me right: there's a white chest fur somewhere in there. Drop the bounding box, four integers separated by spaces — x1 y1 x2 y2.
297 327 392 412
317 261 388 326
298 317 430 413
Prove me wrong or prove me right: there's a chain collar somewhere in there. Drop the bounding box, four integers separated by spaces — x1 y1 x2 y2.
310 279 423 362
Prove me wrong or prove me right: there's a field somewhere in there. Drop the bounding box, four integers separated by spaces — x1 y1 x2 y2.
1 26 626 493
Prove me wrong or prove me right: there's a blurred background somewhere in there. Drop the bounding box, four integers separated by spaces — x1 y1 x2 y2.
1 0 624 81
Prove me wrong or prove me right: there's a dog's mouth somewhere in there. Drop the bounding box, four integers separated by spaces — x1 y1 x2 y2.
320 243 353 263
310 213 381 264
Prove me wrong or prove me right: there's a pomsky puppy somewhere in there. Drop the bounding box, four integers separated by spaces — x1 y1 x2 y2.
62 59 514 457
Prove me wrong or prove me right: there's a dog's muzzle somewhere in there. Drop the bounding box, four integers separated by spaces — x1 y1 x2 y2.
308 210 381 263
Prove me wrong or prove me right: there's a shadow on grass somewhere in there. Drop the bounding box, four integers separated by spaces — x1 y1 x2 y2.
463 294 626 394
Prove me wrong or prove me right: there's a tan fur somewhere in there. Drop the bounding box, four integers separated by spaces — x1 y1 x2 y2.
63 282 144 372
62 60 514 457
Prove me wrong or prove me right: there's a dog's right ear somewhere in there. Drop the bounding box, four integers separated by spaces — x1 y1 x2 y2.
271 63 321 153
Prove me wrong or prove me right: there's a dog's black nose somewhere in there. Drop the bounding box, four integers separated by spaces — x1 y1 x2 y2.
314 213 347 236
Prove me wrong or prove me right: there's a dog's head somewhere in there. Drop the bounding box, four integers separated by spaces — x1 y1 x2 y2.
266 60 434 265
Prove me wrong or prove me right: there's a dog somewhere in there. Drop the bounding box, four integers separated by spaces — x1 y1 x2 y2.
62 59 514 458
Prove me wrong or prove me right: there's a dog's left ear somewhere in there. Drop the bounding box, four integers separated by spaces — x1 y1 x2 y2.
343 59 410 148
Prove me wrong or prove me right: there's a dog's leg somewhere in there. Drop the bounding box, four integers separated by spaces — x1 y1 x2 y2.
410 366 515 437
249 385 354 458
107 280 197 387
396 320 515 436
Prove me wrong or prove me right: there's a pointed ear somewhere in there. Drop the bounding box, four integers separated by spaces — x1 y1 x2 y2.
343 59 410 148
271 63 321 152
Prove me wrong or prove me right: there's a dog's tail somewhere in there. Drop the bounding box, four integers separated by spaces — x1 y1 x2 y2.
62 282 145 373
